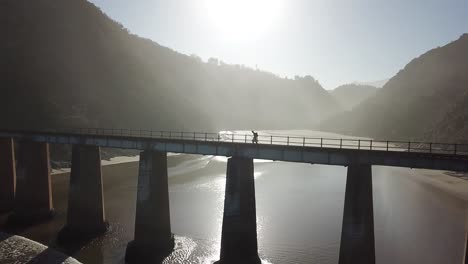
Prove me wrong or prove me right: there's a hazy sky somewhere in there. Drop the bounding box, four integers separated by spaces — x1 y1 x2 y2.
89 0 467 89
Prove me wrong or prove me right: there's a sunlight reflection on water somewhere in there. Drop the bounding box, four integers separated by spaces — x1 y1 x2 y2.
156 235 273 264
193 172 264 193
212 155 273 164
13 130 467 264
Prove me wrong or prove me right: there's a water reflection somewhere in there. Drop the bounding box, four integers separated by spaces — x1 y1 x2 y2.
1 152 466 264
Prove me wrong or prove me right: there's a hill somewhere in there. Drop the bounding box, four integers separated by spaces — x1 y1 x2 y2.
426 90 468 143
321 34 468 141
1 0 340 132
330 84 378 110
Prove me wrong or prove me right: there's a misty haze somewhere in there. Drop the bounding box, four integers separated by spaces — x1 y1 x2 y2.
1 1 468 264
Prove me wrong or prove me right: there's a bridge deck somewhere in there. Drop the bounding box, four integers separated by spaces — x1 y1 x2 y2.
1 129 467 172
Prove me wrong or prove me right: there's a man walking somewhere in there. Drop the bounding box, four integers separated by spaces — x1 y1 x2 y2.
251 131 258 144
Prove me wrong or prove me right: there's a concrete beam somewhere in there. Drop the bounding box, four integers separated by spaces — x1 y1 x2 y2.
216 157 261 264
10 141 53 223
58 145 108 243
125 150 174 263
0 138 15 213
2 131 468 172
339 163 375 264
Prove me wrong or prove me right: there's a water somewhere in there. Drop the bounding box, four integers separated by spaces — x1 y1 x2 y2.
1 131 467 263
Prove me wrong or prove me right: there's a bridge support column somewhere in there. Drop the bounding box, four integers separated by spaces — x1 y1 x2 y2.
464 232 468 264
463 211 468 264
10 141 53 223
216 157 261 264
339 163 375 264
58 145 108 243
0 138 15 213
125 150 174 263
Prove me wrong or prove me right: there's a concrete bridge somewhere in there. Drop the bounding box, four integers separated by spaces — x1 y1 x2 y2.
1 128 468 264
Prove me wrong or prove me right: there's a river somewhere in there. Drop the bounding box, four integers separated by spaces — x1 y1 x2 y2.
0 130 467 264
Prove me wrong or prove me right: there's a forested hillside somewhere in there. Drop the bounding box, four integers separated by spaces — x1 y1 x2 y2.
1 0 340 132
321 34 468 142
426 89 468 143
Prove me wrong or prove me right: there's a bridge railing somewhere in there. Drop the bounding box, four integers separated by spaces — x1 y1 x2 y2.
42 128 468 156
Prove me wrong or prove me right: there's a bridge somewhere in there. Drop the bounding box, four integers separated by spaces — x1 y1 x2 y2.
1 128 468 264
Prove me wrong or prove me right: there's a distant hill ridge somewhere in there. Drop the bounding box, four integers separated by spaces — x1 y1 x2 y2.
321 34 468 142
352 79 388 88
1 0 340 131
330 84 378 110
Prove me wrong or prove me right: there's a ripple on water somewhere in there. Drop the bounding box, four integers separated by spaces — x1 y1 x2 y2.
157 236 272 264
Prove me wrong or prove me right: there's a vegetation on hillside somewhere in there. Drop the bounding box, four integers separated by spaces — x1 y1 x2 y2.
1 0 340 133
321 34 468 142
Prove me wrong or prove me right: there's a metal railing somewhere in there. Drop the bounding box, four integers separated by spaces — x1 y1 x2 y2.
29 128 468 156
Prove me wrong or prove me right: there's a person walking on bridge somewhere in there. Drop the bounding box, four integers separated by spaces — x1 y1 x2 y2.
251 131 258 144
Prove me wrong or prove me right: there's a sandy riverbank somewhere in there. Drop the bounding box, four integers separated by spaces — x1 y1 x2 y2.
53 153 468 206
51 153 220 187
407 169 468 204
52 153 187 175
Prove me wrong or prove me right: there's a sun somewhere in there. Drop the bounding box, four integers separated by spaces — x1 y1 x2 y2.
202 0 283 41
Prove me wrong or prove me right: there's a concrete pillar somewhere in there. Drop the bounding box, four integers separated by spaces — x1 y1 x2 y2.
10 141 53 223
339 163 375 264
216 157 261 264
58 145 108 243
463 210 468 264
464 232 467 264
125 150 174 263
0 138 15 213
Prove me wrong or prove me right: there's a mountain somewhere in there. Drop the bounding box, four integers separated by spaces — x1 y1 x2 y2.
330 84 378 110
1 0 340 132
426 90 468 143
321 34 468 141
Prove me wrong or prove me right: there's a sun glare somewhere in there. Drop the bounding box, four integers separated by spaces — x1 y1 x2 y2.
202 0 283 41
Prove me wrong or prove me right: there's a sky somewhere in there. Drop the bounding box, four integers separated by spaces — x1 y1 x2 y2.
89 0 468 89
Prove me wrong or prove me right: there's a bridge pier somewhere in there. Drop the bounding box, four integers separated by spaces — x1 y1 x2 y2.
0 138 15 213
125 150 174 263
216 157 261 264
463 211 468 264
339 163 375 264
464 232 468 264
10 141 54 223
58 145 108 243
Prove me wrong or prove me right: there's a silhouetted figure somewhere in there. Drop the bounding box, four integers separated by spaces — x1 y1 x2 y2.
251 131 258 144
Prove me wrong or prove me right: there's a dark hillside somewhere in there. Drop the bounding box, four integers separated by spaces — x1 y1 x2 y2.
1 0 340 132
321 34 468 141
427 90 468 143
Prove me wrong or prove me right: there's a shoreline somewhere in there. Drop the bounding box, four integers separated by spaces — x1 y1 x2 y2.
51 153 188 175
409 169 468 203
53 154 468 205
